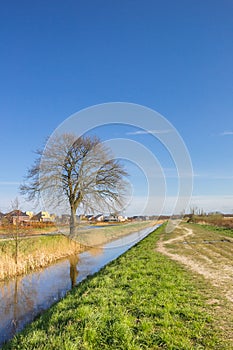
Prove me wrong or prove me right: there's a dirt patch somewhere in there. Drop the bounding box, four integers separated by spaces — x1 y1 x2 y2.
156 224 233 303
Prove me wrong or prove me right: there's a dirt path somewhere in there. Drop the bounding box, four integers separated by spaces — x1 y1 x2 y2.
156 225 233 303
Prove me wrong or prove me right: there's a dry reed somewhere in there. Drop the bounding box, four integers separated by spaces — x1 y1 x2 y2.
0 235 82 281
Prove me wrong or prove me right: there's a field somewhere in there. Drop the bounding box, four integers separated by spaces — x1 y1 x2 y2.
2 223 233 349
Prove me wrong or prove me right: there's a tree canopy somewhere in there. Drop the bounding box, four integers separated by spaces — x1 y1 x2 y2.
20 133 128 235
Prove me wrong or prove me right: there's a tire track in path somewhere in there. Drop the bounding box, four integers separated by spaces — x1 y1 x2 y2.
156 225 233 303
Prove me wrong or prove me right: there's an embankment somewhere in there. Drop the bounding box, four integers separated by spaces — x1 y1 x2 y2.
3 224 232 350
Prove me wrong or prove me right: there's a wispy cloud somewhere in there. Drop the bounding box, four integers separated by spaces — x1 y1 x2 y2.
126 129 172 135
220 131 233 136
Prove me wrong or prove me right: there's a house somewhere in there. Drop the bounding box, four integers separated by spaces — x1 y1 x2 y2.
104 215 118 222
117 215 127 222
94 214 104 222
4 210 30 225
130 215 149 221
86 215 94 221
32 211 55 222
60 214 70 224
26 211 34 219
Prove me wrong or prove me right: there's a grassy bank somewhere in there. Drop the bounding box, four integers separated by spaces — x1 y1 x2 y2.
72 220 158 246
3 225 232 349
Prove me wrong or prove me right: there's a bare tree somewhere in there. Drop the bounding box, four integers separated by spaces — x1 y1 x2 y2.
20 133 128 236
4 198 25 268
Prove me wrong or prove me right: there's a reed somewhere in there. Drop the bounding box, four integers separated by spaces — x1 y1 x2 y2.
0 235 81 281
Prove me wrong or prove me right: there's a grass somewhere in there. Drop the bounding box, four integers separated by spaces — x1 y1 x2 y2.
196 223 233 238
72 220 158 247
159 222 233 293
156 222 233 342
2 224 232 349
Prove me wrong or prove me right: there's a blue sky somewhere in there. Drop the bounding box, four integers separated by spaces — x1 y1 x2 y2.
0 0 233 215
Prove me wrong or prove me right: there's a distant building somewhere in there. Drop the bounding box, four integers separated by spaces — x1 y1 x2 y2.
32 211 55 222
4 210 30 225
104 215 118 222
94 214 104 222
26 211 34 219
60 214 70 224
117 215 127 222
130 215 149 221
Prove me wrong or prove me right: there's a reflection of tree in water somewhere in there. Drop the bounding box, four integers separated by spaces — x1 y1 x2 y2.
0 275 38 337
88 246 103 257
69 255 79 287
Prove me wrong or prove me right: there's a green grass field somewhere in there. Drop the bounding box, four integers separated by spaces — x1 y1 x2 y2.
2 224 232 349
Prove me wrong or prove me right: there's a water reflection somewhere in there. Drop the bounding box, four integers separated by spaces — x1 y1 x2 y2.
0 274 38 343
88 246 103 257
0 261 71 346
0 225 158 347
69 255 79 288
0 258 79 338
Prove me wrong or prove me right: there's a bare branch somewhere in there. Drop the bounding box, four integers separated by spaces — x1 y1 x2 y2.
20 133 129 236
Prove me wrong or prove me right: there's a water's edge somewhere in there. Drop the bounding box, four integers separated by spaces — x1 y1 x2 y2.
0 225 159 347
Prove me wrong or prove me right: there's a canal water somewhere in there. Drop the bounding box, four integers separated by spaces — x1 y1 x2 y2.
0 225 158 347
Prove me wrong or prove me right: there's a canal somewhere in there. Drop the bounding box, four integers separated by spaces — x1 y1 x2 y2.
0 225 159 347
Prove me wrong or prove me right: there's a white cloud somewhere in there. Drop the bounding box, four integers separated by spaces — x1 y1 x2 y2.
126 129 172 135
220 131 233 136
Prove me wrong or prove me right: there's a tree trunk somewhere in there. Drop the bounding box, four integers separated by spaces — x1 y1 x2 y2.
70 206 77 236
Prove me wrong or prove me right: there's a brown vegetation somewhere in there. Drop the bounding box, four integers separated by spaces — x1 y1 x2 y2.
0 222 56 235
0 235 81 281
189 213 233 228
